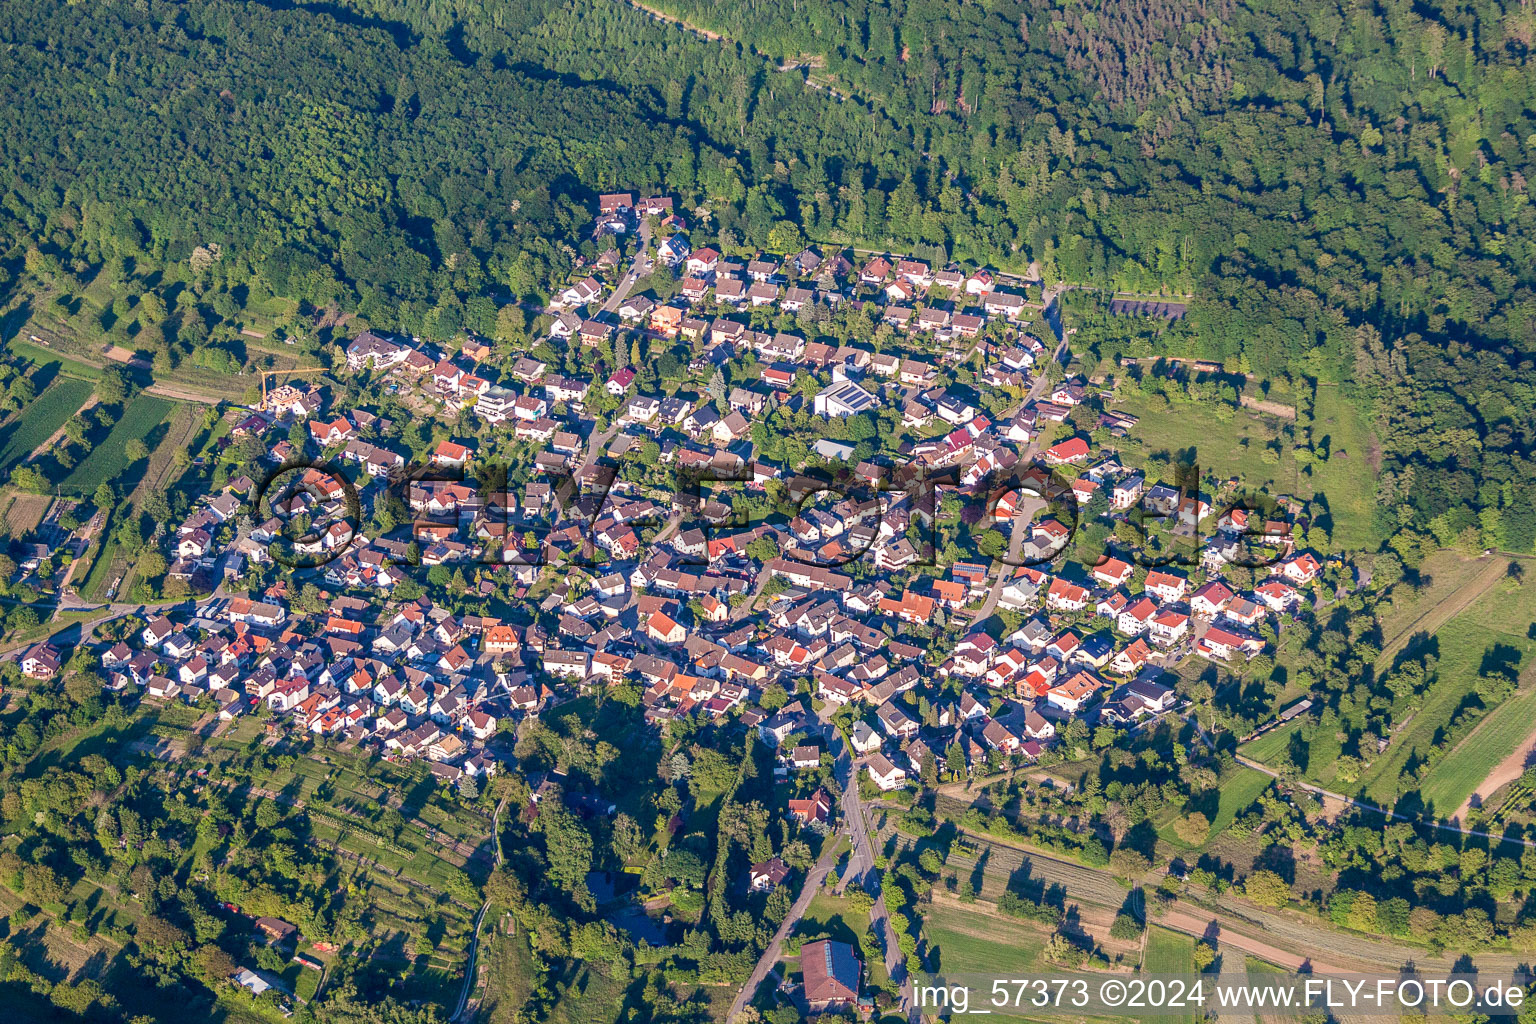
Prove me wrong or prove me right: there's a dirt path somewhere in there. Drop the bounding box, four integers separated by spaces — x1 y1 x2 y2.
1452 726 1536 819
1374 554 1509 672
939 823 1490 974
1156 907 1353 975
146 382 220 405
727 832 841 1021
28 393 99 460
622 0 723 40
1235 751 1536 845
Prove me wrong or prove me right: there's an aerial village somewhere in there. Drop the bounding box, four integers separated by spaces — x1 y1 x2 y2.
17 194 1328 931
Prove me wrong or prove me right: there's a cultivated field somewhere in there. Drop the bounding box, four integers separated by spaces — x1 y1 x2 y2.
1142 925 1195 973
1244 554 1525 802
924 899 1050 976
1410 578 1536 813
59 393 175 494
1 488 52 533
1374 554 1510 673
0 374 94 477
1141 927 1197 1024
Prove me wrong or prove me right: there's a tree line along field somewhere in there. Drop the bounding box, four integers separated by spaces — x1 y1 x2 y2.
1239 549 1496 774
1243 563 1536 816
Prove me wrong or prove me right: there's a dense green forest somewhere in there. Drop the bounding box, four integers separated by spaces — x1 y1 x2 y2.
1 0 1534 549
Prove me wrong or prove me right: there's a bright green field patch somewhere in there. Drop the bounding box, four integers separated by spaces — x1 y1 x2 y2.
1418 686 1536 814
1207 768 1273 836
0 375 94 475
1238 722 1300 766
798 891 869 948
924 900 1049 977
59 393 174 493
1155 767 1272 848
1143 925 1195 973
1142 926 1198 1024
1240 719 1343 789
1362 619 1536 806
1411 580 1536 813
1305 384 1379 551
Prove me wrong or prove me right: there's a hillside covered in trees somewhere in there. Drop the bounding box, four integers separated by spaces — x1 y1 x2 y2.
1 0 1534 547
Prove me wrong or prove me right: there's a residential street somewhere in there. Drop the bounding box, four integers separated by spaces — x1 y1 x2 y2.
598 219 654 317
825 710 915 1019
728 708 915 1021
974 334 1071 622
724 822 842 1021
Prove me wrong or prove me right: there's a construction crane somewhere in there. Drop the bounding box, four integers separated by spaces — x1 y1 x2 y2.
258 366 325 407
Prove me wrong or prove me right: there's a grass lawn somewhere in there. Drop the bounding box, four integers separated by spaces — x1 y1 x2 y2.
59 393 175 493
923 900 1049 976
1244 955 1286 972
1112 393 1299 495
1305 384 1379 551
1239 723 1299 766
1142 925 1194 972
1371 550 1492 669
798 892 869 947
81 532 125 600
0 374 94 476
277 962 321 1002
1210 769 1276 833
481 926 537 1024
4 339 105 381
1418 684 1536 814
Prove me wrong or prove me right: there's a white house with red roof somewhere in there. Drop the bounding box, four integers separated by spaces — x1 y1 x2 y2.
1117 596 1157 636
1279 552 1322 585
606 367 636 395
1149 609 1190 645
1093 557 1134 589
1198 626 1265 661
1043 437 1090 466
1255 580 1302 612
1190 580 1235 617
432 441 473 468
1143 569 1188 604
